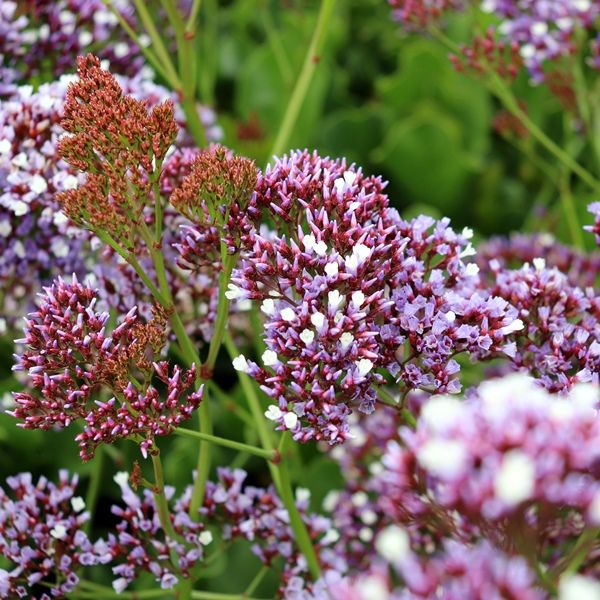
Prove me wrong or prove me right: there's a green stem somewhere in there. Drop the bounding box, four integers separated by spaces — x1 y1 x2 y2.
223 333 321 580
550 526 600 580
277 434 321 580
269 0 337 159
186 0 203 32
100 0 174 86
181 95 209 148
244 566 269 597
206 254 238 370
430 26 600 194
558 173 585 249
82 447 104 536
131 0 181 87
173 427 277 461
377 387 417 428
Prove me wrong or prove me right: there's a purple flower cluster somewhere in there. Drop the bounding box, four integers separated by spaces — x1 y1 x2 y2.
202 468 339 594
320 539 544 600
586 202 600 246
388 374 600 527
477 232 600 288
480 0 600 82
0 0 143 96
109 471 211 593
0 471 111 599
388 0 463 30
229 150 521 444
486 259 600 390
11 276 202 460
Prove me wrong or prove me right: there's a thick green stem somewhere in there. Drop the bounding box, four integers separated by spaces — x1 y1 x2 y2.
276 434 321 580
269 0 337 159
173 427 277 461
223 333 321 580
82 448 104 536
550 526 600 581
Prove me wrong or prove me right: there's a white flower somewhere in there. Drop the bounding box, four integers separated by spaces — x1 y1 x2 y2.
265 405 282 421
417 440 467 480
0 221 12 237
340 332 354 349
313 240 328 256
262 349 278 366
113 471 130 487
198 531 213 546
375 525 411 563
351 491 368 507
261 299 276 316
296 488 311 502
352 243 371 263
302 234 316 251
70 497 86 512
328 290 343 309
324 262 339 277
559 575 600 600
29 175 48 195
310 311 326 329
461 227 474 239
50 524 68 540
299 329 315 345
459 243 476 258
356 358 373 376
465 263 480 277
232 354 250 373
421 396 465 433
280 307 296 322
225 283 245 300
283 412 298 430
322 491 340 512
351 291 365 308
500 319 525 335
51 238 70 258
533 257 546 271
113 578 129 594
494 450 535 505
445 311 456 323
321 529 340 545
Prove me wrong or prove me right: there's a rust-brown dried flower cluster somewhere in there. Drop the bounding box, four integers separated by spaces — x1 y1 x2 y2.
57 54 178 247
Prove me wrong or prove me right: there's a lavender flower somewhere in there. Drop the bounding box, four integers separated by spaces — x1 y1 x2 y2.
109 471 211 593
0 470 110 599
230 150 520 444
389 374 600 527
11 276 202 460
486 260 600 390
480 0 600 82
0 0 143 97
585 202 600 246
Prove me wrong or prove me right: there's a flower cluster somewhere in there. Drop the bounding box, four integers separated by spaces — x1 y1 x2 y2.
450 27 523 81
477 232 600 288
201 468 340 597
480 0 600 82
0 66 221 326
321 539 545 600
230 150 521 444
109 471 212 593
11 276 202 459
486 260 600 390
0 471 111 599
171 144 258 271
388 0 463 30
0 0 143 97
586 202 600 247
58 54 178 246
389 374 600 529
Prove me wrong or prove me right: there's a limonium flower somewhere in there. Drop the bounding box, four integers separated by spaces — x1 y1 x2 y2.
585 202 600 246
230 150 520 443
388 0 463 30
0 470 111 599
388 374 600 527
486 261 600 390
478 232 600 288
11 276 202 459
0 0 143 97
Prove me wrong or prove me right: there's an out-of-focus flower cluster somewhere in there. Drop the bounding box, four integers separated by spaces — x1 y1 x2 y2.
11 276 202 460
229 150 523 444
388 0 463 30
0 0 143 97
480 0 600 83
586 202 600 247
0 471 110 599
